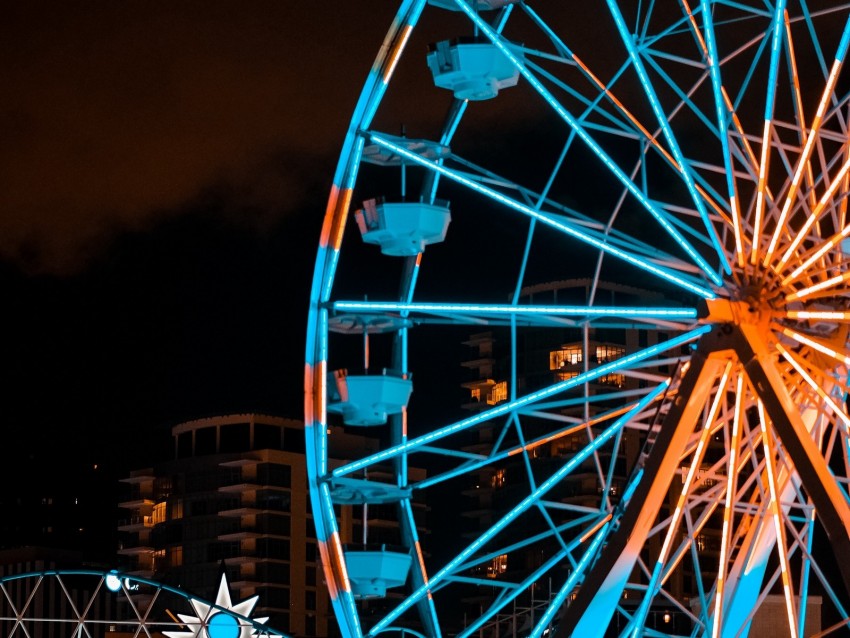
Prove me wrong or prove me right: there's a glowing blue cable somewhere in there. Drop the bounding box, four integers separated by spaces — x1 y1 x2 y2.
606 0 730 275
527 523 610 638
331 300 698 318
700 0 741 247
369 133 716 299
451 0 723 287
367 381 669 636
333 325 709 479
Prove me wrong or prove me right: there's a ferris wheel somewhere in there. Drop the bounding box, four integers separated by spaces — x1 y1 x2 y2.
305 2 850 637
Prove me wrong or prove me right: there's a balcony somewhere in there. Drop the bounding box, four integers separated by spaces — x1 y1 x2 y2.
117 515 153 532
117 498 154 510
117 546 155 556
218 483 263 494
218 531 262 542
219 506 263 517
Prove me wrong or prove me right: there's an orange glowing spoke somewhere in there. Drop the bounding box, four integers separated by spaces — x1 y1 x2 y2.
779 325 850 367
784 270 850 302
712 371 745 638
784 9 817 211
757 400 800 638
658 362 733 567
680 0 746 236
781 223 850 286
567 50 730 228
766 60 846 268
776 342 850 429
752 119 777 266
783 309 850 322
683 0 764 175
778 142 850 270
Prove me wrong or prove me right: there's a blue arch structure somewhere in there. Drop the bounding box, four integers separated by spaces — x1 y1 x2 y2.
307 1 850 637
0 570 290 638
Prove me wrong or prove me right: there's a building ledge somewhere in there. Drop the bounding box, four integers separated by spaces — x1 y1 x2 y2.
118 498 154 509
218 483 263 493
219 531 263 541
117 546 154 556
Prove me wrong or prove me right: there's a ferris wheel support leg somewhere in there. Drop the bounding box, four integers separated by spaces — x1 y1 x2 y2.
556 328 733 638
735 324 850 598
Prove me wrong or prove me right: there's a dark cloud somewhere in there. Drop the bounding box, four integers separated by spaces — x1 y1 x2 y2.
0 2 394 273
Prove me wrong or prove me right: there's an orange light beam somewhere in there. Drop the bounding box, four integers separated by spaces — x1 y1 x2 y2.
751 0 788 266
784 269 850 302
776 342 850 428
757 400 800 638
784 309 850 322
524 0 736 231
777 139 850 270
564 48 731 228
764 20 850 267
655 361 733 572
712 371 746 638
779 326 850 366
781 223 850 286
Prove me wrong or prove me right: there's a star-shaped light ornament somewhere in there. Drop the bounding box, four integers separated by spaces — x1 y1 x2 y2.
164 573 281 638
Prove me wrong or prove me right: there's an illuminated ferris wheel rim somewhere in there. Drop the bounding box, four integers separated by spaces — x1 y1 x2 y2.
306 2 850 638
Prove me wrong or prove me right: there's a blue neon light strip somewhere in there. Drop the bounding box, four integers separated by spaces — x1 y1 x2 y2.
527 523 610 638
446 148 695 265
458 545 573 638
763 0 788 124
319 482 362 637
414 400 649 491
369 133 716 299
521 4 732 222
332 300 698 319
456 552 569 632
333 325 709 479
307 5 427 638
605 1 731 276
458 514 598 575
700 0 741 240
451 0 723 287
368 382 670 636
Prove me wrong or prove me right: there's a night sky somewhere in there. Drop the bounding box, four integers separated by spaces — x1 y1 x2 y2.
0 2 407 517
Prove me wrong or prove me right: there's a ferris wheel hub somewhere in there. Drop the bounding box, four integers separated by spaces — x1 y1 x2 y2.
703 297 775 331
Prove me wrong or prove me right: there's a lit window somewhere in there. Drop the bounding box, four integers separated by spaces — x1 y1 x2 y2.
550 346 582 369
595 344 625 363
152 549 166 571
486 554 508 578
598 373 625 387
152 501 167 525
488 381 507 404
555 370 579 382
491 469 506 488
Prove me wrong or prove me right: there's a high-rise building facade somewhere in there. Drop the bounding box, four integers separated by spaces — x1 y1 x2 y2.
117 413 386 637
